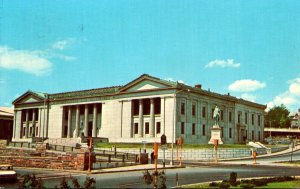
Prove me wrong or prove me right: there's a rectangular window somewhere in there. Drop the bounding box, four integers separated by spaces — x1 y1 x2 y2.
211 108 214 119
221 110 224 121
258 115 261 126
245 112 248 124
258 131 261 141
181 102 185 115
156 122 161 134
221 127 224 138
134 123 138 134
252 130 254 140
145 122 149 134
192 104 196 116
202 107 206 118
238 114 241 124
181 122 185 134
229 128 232 138
252 114 254 125
202 124 206 136
192 123 196 135
229 112 232 122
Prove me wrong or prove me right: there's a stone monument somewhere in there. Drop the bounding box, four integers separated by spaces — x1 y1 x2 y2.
208 105 224 144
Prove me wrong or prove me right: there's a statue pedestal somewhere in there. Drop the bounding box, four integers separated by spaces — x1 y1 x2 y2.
208 125 223 144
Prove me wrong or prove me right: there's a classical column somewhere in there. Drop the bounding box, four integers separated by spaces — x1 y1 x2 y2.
12 110 16 139
32 109 36 137
150 98 155 137
67 106 72 138
25 110 29 138
92 104 98 137
138 99 143 137
38 108 42 137
74 105 80 138
84 104 89 136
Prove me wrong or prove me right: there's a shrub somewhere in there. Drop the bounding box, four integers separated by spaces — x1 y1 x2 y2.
229 172 237 186
250 179 267 186
18 174 45 189
83 177 96 189
240 183 255 188
219 181 230 188
209 182 219 187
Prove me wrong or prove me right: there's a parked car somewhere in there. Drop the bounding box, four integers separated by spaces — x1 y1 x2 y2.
0 164 17 182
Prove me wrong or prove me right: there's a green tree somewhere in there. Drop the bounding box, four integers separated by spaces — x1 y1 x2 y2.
266 104 290 128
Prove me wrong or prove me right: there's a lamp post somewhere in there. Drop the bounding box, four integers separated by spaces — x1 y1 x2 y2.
170 88 190 165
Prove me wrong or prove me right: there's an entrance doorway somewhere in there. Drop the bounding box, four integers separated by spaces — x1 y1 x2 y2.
88 122 93 137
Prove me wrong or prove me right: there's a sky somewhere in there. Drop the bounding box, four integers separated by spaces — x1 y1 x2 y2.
0 0 300 113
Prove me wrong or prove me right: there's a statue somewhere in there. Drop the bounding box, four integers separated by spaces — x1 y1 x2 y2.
213 106 220 126
208 105 223 144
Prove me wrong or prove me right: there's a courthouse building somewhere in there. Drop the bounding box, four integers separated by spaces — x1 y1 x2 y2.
12 74 266 144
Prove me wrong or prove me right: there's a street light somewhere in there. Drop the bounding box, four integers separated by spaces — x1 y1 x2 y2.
170 88 190 165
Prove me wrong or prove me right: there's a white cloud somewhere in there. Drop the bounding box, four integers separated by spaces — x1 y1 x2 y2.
228 79 266 92
52 39 74 50
288 78 300 96
240 93 256 102
267 77 300 111
205 59 240 68
0 46 52 76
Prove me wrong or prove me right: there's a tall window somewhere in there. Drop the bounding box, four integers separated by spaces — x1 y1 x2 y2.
192 104 196 116
245 112 248 124
134 123 138 134
252 114 254 125
211 108 214 119
156 122 161 134
202 107 206 118
181 122 185 134
181 102 185 115
238 114 241 124
192 123 196 135
202 124 206 136
221 110 224 121
229 128 232 138
258 131 261 141
145 122 149 134
252 130 254 140
221 127 224 138
229 112 232 122
258 115 261 126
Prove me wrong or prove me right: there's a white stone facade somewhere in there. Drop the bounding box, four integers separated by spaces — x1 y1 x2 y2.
12 74 266 144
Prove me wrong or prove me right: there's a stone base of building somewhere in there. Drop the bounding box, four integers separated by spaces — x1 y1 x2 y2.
208 125 223 144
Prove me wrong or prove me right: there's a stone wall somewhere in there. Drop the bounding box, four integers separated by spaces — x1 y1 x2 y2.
0 146 91 171
97 146 288 161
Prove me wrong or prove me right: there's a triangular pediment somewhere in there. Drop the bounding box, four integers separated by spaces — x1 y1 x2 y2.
120 74 176 92
13 91 46 105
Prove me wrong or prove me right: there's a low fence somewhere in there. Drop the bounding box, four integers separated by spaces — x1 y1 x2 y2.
98 145 290 161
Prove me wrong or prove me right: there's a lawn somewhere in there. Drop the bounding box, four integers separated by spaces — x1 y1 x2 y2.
183 180 300 188
256 180 300 188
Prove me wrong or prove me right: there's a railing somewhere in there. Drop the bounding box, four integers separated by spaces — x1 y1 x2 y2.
94 149 139 163
8 141 34 148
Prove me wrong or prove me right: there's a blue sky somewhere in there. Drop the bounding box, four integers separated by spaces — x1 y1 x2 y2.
1 0 300 112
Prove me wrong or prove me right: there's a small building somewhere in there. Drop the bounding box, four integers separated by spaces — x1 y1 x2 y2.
11 74 266 144
290 109 300 128
0 107 14 141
